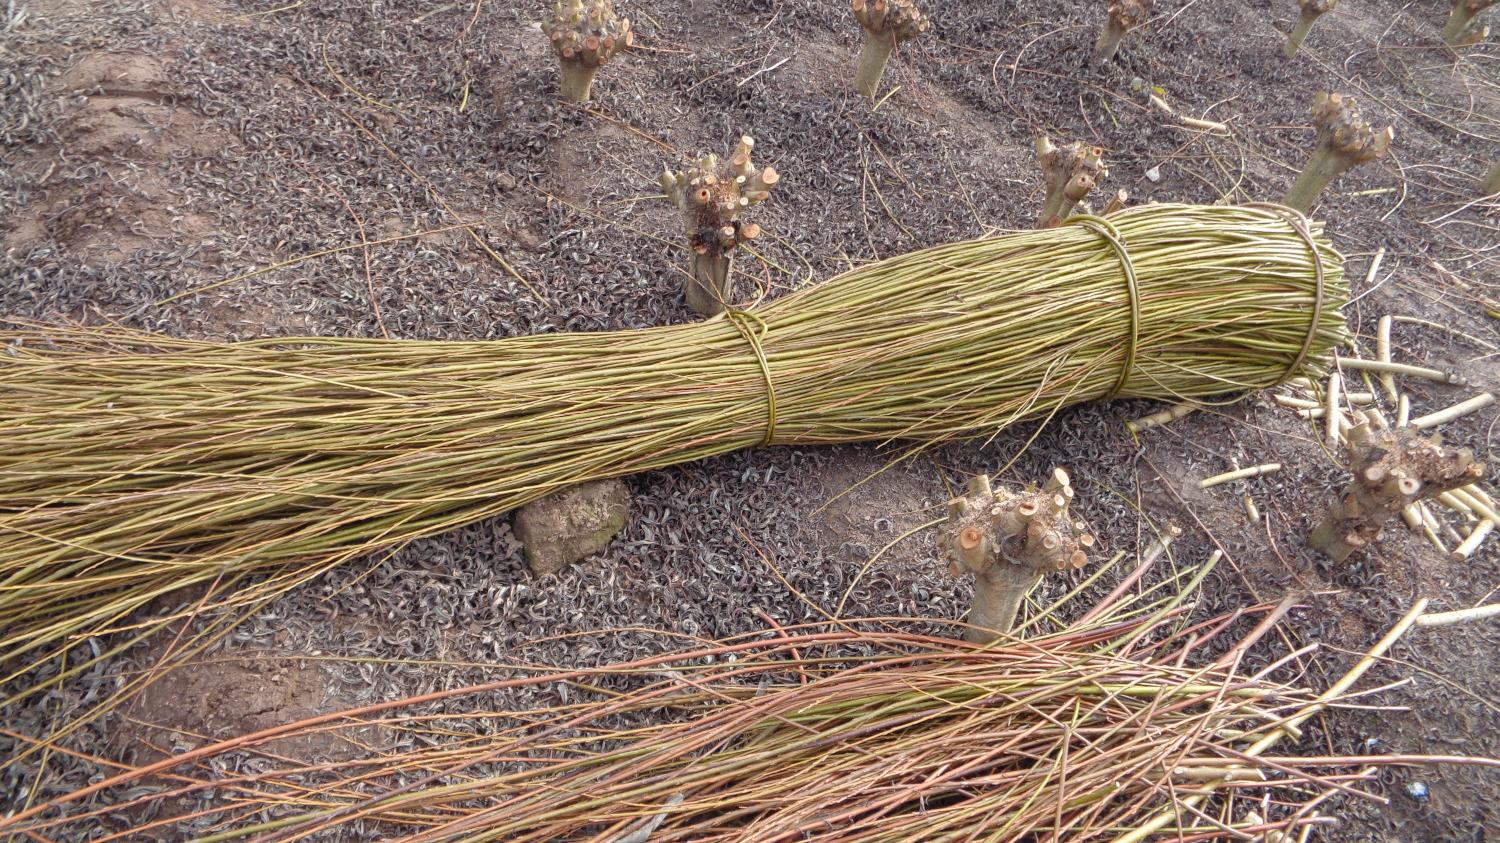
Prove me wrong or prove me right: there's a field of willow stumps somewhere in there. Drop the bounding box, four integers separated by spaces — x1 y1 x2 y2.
2 0 1500 839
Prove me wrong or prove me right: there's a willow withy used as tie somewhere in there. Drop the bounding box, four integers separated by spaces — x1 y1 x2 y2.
0 203 1346 688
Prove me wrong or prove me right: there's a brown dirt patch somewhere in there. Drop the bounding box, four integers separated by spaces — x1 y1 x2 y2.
4 52 225 263
816 451 946 575
118 654 386 764
158 0 233 25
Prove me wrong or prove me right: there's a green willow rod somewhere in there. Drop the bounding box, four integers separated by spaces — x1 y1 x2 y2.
0 204 1346 683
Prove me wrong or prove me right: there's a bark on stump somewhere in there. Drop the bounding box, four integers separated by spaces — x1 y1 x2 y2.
851 0 930 98
1285 0 1337 57
938 470 1096 643
1096 0 1151 63
661 136 780 317
1309 424 1484 562
1036 136 1107 227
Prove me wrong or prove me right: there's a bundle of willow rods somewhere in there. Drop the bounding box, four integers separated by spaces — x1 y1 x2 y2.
0 204 1346 683
1 558 1414 842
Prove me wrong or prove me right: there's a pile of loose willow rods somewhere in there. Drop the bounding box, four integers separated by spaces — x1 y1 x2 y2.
0 203 1346 695
3 556 1447 843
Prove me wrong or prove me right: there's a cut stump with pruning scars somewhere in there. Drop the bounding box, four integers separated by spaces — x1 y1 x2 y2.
1283 92 1392 212
1309 423 1485 562
1096 0 1152 63
851 0 930 99
939 469 1097 642
1036 136 1107 228
545 0 632 103
661 135 780 317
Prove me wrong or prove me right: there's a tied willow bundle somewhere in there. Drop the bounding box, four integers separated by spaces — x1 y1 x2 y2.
0 204 1346 686
1 559 1431 842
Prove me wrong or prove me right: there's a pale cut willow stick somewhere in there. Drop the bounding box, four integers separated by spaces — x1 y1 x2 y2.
1200 463 1282 489
1411 393 1495 430
1376 314 1398 402
1338 358 1467 385
1126 400 1200 433
1451 519 1494 559
1417 602 1500 626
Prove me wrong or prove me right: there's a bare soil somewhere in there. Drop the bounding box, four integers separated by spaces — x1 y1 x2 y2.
2 0 1499 839
120 656 389 764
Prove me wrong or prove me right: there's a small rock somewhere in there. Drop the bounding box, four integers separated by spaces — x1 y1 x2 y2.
1144 165 1161 183
513 479 630 577
1404 781 1429 801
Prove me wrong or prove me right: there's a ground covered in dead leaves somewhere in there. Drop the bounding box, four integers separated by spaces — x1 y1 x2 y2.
2 0 1499 838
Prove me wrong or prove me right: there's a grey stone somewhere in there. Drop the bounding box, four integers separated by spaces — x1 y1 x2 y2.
512 479 630 577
